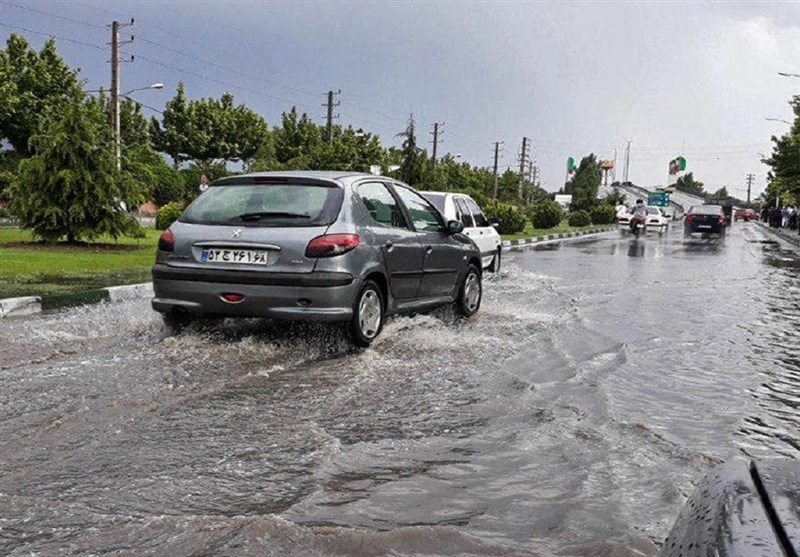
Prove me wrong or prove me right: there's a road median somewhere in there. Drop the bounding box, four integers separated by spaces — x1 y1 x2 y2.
502 226 615 248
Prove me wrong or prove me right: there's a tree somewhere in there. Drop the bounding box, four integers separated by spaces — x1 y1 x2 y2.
567 154 602 211
0 34 82 156
7 95 146 242
150 82 191 167
396 114 425 186
710 186 729 199
675 172 705 196
764 95 800 207
271 106 322 167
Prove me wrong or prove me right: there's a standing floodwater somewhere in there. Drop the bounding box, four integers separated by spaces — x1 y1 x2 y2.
1 222 799 556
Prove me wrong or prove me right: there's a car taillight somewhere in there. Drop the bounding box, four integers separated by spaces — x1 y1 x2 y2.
686 215 693 222
158 229 175 252
305 234 360 258
718 215 726 223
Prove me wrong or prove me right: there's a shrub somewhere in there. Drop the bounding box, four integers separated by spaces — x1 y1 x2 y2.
528 200 564 229
590 204 617 225
484 202 527 235
567 209 591 227
156 202 185 230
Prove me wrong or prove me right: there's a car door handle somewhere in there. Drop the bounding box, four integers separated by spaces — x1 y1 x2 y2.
385 241 394 252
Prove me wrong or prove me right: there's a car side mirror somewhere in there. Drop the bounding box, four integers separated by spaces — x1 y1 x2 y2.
447 220 464 234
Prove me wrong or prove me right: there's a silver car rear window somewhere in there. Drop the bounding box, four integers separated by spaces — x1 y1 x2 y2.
181 184 343 227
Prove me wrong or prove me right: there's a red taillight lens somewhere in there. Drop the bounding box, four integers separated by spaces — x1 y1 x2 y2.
221 293 245 303
686 215 693 222
305 234 360 258
158 229 175 252
718 215 726 223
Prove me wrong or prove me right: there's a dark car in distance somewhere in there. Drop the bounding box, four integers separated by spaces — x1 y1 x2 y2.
684 205 727 238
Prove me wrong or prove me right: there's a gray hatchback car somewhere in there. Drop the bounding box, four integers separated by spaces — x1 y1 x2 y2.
152 171 483 346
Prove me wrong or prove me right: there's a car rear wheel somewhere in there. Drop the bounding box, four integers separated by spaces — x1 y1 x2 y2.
456 264 482 317
488 248 501 273
350 280 384 347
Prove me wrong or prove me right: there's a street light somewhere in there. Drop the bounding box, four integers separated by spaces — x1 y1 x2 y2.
765 117 793 125
122 83 164 96
778 72 800 78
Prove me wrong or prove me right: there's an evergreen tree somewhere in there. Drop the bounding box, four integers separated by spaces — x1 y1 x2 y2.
396 114 425 186
8 95 146 242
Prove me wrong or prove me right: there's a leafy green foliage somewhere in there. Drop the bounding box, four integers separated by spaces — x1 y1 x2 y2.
8 95 146 242
151 165 186 207
151 83 269 166
0 34 83 156
567 209 591 227
566 154 601 212
484 202 526 234
396 115 425 186
764 95 800 207
528 200 564 229
156 201 185 230
674 172 705 196
590 204 617 225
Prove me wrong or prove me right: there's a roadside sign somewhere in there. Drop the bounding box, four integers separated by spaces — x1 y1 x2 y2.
648 192 670 207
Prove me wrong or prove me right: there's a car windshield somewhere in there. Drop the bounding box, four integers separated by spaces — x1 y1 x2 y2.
181 183 343 226
689 205 723 215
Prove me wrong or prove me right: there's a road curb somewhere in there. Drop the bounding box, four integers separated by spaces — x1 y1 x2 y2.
0 295 42 318
0 282 153 319
501 227 615 248
755 221 800 248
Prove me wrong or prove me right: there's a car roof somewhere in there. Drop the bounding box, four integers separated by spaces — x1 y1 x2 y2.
220 170 374 182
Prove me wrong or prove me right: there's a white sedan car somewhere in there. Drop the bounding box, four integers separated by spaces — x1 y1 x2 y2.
421 192 503 272
617 206 669 235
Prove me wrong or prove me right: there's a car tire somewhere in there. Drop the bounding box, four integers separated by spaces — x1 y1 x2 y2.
455 264 482 318
350 280 384 347
489 248 501 273
162 311 193 334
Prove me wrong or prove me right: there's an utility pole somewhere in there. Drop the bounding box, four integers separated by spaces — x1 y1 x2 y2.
492 141 503 198
323 89 341 141
430 122 444 165
612 148 618 184
623 140 632 184
109 19 134 172
518 137 530 202
746 173 755 203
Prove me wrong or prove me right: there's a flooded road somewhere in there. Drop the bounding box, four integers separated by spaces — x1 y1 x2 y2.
2 222 799 556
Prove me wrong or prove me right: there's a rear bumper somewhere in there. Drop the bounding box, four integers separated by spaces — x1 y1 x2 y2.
685 224 725 235
151 264 359 321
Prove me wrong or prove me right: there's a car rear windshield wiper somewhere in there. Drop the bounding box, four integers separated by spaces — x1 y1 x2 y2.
236 211 311 221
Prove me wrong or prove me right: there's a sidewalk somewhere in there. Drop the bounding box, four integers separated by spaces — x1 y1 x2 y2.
755 221 800 249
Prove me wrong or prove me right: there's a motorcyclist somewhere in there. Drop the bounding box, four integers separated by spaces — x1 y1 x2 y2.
630 199 648 233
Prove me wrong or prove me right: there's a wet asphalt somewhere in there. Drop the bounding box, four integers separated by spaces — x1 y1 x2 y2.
1 221 799 557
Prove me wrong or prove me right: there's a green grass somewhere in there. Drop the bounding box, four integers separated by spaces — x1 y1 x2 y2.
500 221 606 241
0 228 159 299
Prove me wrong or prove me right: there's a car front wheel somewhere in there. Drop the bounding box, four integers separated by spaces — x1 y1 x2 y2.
456 264 482 317
350 280 384 347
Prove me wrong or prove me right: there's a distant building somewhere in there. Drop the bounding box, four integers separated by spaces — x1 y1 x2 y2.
554 194 572 210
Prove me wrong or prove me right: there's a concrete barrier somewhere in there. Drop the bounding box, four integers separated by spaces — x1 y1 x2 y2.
0 296 42 318
0 282 153 318
501 227 615 248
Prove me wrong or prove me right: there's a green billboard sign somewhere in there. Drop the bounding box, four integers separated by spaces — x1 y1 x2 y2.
648 192 670 207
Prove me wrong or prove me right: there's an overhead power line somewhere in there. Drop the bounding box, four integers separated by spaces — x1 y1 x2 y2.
0 22 107 51
0 1 107 30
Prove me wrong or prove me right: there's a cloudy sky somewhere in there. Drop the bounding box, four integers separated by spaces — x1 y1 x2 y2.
2 1 799 197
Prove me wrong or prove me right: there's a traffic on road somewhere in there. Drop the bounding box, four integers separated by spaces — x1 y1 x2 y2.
2 220 799 556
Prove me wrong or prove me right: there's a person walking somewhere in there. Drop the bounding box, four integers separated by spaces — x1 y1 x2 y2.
781 206 789 228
